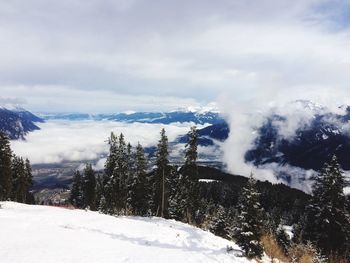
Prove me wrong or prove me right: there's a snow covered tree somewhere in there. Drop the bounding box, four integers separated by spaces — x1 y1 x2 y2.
24 158 33 195
153 128 170 217
209 205 229 238
103 132 119 213
103 132 130 213
127 143 151 216
312 250 328 263
69 170 83 208
301 156 350 256
275 225 290 255
114 133 128 212
168 167 185 220
0 133 12 200
11 156 32 203
82 163 96 210
234 174 264 259
181 126 200 223
11 155 25 202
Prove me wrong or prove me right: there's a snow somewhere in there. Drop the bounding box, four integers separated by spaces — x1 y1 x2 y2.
0 104 25 111
0 202 270 263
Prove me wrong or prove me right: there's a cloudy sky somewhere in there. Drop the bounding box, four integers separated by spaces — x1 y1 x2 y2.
1 0 350 113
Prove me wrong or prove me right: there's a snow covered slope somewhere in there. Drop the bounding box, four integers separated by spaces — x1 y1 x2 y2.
0 202 268 263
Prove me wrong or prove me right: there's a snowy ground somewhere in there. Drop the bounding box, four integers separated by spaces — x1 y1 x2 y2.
0 202 270 263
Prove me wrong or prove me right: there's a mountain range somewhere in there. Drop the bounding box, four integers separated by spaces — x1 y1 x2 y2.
40 111 225 125
5 101 350 175
0 107 44 140
246 101 350 172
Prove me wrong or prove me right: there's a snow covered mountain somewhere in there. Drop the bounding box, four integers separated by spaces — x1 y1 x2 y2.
40 111 225 125
0 107 44 140
0 202 270 263
245 101 350 172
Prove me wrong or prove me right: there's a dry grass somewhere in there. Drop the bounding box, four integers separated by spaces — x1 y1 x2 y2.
288 243 314 263
260 233 289 262
288 244 347 263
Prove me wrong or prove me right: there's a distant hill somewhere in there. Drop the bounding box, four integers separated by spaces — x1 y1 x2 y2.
40 110 225 125
0 107 44 140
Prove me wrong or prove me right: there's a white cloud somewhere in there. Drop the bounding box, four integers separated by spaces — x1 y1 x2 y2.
1 1 350 112
220 99 345 192
10 120 207 165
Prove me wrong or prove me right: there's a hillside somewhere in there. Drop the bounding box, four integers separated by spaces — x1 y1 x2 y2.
0 107 44 140
0 202 270 263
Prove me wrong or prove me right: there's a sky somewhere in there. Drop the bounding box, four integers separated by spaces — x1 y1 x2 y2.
1 0 350 113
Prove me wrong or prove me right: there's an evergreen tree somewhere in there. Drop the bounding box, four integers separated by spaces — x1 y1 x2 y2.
115 133 128 212
82 163 96 210
153 128 170 217
103 133 136 214
11 156 33 203
95 174 104 211
234 174 264 259
128 143 151 215
168 167 185 220
103 132 119 213
302 156 350 256
275 225 291 255
69 170 83 208
209 205 229 238
24 158 33 197
312 250 328 263
11 155 24 202
182 126 200 223
0 133 12 200
125 142 134 213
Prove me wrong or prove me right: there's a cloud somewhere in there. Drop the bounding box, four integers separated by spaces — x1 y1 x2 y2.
220 99 343 192
0 85 202 113
1 1 350 112
0 97 27 106
10 120 207 165
4 0 350 191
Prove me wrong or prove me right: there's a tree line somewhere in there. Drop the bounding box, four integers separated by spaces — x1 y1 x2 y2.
69 127 350 262
70 127 200 224
0 133 34 203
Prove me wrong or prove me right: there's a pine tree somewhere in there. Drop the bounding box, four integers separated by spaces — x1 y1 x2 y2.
302 156 350 256
10 156 33 203
182 126 200 223
209 205 229 238
125 142 134 213
103 132 118 213
0 133 12 200
95 174 104 211
69 170 83 208
153 128 170 217
11 155 24 202
168 167 185 220
312 250 328 263
115 133 128 213
82 163 96 210
234 174 264 259
24 158 33 198
276 225 290 255
128 143 151 216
